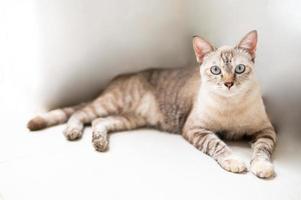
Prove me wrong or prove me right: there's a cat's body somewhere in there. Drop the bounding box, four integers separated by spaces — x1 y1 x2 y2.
127 66 199 133
28 31 277 179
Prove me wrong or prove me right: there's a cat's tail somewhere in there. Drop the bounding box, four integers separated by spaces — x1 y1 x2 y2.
27 102 88 131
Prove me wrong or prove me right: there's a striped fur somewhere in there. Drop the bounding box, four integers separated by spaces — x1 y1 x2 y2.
28 30 277 179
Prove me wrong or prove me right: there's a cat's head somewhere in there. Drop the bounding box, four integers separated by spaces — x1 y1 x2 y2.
192 30 258 96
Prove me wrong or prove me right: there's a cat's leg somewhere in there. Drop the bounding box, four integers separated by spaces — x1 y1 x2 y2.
250 127 277 178
91 115 146 152
183 127 247 173
63 92 121 140
64 104 100 140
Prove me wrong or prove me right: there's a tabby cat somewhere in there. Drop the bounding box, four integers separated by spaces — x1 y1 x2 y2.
28 30 276 179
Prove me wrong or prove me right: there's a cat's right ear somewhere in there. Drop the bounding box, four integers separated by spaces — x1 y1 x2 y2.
237 30 257 60
192 36 214 63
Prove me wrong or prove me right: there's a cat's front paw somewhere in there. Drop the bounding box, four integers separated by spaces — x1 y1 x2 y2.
217 155 247 173
250 159 274 179
92 135 109 152
64 127 82 141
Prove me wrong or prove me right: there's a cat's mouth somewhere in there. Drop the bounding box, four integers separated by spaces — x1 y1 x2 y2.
214 84 240 96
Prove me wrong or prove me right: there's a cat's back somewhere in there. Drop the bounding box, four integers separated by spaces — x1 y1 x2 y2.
140 66 199 87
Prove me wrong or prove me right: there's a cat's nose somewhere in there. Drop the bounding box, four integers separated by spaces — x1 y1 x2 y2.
224 82 234 89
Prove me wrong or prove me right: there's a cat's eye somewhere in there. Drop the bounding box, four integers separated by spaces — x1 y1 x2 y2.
210 66 221 75
235 64 246 74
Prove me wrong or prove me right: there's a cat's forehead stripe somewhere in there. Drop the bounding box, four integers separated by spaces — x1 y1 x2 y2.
220 49 234 73
220 49 234 63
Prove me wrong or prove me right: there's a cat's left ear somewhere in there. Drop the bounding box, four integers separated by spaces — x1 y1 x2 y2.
237 30 258 60
192 36 214 63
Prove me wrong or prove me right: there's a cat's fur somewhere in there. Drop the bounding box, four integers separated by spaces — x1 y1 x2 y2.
28 30 276 179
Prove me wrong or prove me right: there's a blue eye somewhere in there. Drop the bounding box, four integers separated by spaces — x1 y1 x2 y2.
235 64 246 74
210 66 221 75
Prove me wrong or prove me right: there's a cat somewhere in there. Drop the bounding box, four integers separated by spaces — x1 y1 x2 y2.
27 30 276 179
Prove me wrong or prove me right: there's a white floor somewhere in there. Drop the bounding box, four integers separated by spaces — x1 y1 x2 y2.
0 110 301 200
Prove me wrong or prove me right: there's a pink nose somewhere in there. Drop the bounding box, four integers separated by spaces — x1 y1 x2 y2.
224 82 234 89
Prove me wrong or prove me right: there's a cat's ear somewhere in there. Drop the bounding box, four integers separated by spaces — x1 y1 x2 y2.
192 36 214 63
237 30 257 59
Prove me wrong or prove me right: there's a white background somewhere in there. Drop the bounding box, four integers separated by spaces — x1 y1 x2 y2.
0 0 301 200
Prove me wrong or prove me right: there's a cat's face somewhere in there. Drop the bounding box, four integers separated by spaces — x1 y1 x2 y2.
200 46 255 95
193 31 257 96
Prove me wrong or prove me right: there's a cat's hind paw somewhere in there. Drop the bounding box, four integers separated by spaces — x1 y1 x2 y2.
92 135 109 152
64 127 82 141
250 159 275 179
217 155 247 173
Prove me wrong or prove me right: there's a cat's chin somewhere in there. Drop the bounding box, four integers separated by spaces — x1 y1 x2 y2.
220 91 239 97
